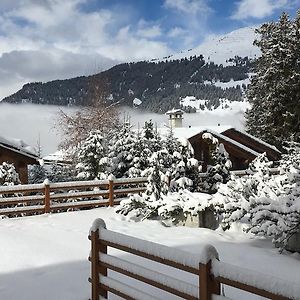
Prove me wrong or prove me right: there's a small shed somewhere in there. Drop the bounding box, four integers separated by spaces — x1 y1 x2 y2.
0 136 39 184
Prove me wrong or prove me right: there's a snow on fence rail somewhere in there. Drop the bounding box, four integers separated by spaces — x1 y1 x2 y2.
0 177 148 217
89 218 296 300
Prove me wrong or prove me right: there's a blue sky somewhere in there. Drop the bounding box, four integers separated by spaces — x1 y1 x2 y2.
0 0 299 98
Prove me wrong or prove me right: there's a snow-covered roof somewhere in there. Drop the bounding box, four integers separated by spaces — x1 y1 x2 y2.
43 150 71 164
0 135 39 160
165 108 184 115
158 125 232 140
226 128 280 153
204 129 260 157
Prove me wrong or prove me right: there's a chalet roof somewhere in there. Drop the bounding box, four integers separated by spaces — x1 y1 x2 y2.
0 135 39 160
201 129 260 157
222 128 280 153
158 125 232 139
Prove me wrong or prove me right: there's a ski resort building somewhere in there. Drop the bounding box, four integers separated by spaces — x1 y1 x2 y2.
0 136 39 183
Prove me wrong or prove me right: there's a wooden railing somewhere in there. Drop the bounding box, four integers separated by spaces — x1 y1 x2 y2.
89 218 296 300
0 167 280 218
0 177 148 217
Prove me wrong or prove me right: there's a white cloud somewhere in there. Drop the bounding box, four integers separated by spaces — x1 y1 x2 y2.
164 0 212 15
137 24 162 39
167 27 187 38
0 0 172 99
231 0 288 20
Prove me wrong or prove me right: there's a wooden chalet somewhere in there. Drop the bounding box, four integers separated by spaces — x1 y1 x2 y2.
0 136 39 183
159 125 281 172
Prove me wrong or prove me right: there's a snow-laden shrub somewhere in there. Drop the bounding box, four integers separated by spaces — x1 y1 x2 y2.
214 147 300 251
246 143 300 250
116 189 213 225
0 162 20 186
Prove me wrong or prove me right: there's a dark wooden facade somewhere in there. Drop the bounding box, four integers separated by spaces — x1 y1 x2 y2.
188 129 279 171
0 143 39 184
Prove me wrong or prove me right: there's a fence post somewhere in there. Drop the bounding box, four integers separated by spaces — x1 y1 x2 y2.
90 220 107 300
44 179 50 213
108 177 114 207
199 260 220 300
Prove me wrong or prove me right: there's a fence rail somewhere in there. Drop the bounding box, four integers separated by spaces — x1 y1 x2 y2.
89 218 295 300
0 167 280 218
0 177 148 217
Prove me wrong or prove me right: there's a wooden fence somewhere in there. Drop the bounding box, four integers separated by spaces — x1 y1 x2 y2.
0 177 147 217
89 218 295 300
0 167 280 218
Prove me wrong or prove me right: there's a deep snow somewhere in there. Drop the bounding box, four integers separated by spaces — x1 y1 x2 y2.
0 207 299 300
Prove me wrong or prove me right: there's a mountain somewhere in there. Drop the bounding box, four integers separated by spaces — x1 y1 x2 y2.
2 26 259 113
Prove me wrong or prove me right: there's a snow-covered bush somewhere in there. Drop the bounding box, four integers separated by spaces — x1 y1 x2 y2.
0 162 20 186
116 189 213 225
214 153 273 230
247 143 300 250
214 147 300 251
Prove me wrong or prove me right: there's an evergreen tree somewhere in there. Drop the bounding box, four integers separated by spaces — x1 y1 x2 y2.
0 162 20 186
201 133 232 194
76 130 108 179
246 11 300 149
108 122 137 178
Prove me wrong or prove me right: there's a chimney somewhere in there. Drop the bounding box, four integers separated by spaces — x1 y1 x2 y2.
165 108 184 128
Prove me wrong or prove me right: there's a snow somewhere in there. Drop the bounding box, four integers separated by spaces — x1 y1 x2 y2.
158 125 232 140
228 128 280 153
155 26 260 65
212 259 300 299
100 253 198 298
165 108 184 115
0 208 300 299
213 78 250 89
93 219 219 266
133 98 142 106
180 95 250 113
0 135 38 159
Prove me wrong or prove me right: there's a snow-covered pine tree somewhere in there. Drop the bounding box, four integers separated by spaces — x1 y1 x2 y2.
108 122 137 178
76 130 108 180
28 164 47 184
247 142 300 250
0 162 21 186
201 133 231 194
246 11 300 149
214 153 273 230
128 127 151 178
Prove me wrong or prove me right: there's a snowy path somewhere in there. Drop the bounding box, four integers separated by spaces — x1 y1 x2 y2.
0 208 299 299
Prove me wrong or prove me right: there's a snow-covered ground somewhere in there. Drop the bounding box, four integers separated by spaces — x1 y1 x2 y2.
0 207 299 300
